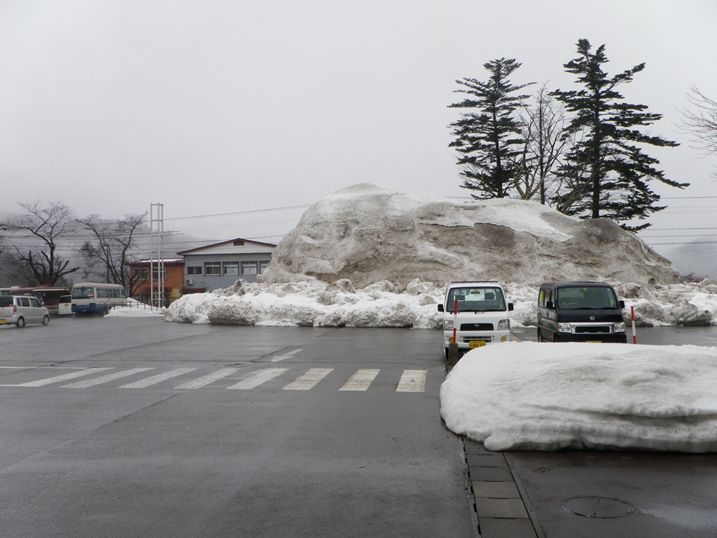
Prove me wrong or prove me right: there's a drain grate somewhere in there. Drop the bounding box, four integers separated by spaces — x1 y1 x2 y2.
563 496 635 519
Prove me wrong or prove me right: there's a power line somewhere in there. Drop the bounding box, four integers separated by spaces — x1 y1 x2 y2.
165 204 311 221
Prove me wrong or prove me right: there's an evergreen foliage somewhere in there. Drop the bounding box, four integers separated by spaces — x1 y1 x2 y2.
449 59 532 198
551 39 687 230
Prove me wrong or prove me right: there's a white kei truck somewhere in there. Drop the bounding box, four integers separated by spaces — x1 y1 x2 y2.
437 281 513 358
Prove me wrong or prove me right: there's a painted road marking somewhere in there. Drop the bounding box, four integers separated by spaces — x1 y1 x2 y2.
174 368 240 389
270 348 303 363
396 370 427 392
5 368 113 387
339 369 380 391
227 368 289 390
119 368 198 389
62 368 153 388
282 368 334 391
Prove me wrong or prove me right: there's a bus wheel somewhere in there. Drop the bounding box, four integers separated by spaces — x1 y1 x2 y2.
42 315 50 326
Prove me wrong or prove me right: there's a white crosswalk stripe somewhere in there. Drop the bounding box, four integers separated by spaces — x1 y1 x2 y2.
339 369 380 391
282 368 334 391
0 366 430 393
396 369 427 392
227 368 289 390
174 367 240 389
62 368 154 389
119 368 198 389
6 368 113 387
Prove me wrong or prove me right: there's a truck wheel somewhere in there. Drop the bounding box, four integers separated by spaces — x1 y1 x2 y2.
42 315 50 326
16 317 25 328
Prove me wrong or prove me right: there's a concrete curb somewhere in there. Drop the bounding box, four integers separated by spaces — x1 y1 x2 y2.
463 439 538 538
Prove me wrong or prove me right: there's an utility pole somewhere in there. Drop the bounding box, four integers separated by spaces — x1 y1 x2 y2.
149 203 165 308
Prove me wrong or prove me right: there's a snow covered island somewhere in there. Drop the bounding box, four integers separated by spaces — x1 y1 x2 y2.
441 342 717 452
166 184 717 328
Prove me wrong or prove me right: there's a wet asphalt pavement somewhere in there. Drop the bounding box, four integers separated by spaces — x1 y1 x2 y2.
0 318 475 537
1 318 716 537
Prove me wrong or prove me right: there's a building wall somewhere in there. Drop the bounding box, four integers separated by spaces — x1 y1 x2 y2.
183 252 272 291
131 264 185 303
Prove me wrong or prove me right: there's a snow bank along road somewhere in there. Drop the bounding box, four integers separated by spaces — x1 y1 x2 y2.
0 317 475 537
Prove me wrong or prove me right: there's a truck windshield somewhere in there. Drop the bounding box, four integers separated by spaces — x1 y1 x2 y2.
557 286 618 310
446 287 506 312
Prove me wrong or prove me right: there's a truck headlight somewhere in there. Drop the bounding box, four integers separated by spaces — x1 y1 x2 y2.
443 319 454 330
557 322 573 333
613 322 626 333
497 319 510 331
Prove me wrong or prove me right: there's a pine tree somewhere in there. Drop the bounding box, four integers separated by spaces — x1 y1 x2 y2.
552 39 687 230
449 58 532 198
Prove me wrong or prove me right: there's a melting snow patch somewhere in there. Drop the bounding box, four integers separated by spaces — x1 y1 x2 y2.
440 342 717 452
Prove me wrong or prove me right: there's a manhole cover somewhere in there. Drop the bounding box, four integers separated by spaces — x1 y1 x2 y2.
563 496 635 519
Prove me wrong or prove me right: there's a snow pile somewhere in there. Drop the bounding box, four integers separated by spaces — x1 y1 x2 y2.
263 183 677 288
166 279 444 328
166 184 717 327
441 342 717 452
106 299 166 318
506 280 717 328
165 277 717 328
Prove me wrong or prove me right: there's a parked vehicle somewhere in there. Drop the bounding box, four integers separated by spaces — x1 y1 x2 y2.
437 281 513 357
536 281 627 343
58 294 74 316
71 283 127 314
0 287 69 316
0 295 51 327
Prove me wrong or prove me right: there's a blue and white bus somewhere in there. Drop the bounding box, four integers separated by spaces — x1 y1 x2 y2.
71 283 127 314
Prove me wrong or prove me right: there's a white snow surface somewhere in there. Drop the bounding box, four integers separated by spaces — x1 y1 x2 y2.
106 299 166 318
166 184 717 327
165 278 717 328
262 183 678 288
440 342 717 452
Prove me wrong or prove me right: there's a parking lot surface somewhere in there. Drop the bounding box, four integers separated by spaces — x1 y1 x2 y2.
0 317 475 537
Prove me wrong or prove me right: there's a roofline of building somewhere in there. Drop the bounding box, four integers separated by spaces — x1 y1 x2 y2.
177 237 277 255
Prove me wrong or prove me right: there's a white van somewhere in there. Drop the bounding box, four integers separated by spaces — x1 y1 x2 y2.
437 281 513 357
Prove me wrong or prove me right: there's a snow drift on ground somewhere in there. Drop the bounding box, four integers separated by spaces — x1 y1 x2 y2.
165 278 717 328
106 299 165 318
166 184 717 327
262 183 677 288
440 342 717 452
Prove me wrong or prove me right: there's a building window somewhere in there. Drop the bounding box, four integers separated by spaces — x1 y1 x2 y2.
205 262 221 275
233 240 245 246
241 262 258 276
259 261 270 274
223 262 239 276
187 266 202 275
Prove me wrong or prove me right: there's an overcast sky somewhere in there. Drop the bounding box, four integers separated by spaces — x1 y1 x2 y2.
0 0 715 249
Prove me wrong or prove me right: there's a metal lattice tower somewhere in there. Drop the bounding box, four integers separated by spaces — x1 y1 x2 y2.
149 203 165 308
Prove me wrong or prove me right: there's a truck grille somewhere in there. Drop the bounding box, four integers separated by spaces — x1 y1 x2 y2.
460 323 494 331
575 325 610 334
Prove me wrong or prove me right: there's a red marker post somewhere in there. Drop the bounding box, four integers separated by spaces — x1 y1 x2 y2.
630 305 637 344
452 298 458 344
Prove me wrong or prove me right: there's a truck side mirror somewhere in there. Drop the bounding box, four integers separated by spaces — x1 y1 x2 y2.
619 300 625 309
508 303 514 311
546 301 554 310
437 304 444 312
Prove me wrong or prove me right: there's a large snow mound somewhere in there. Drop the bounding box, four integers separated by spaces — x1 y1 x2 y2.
440 342 717 452
262 183 677 288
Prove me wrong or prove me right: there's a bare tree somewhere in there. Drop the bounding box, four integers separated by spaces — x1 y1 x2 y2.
514 84 570 204
682 86 717 176
4 201 79 285
77 213 146 295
